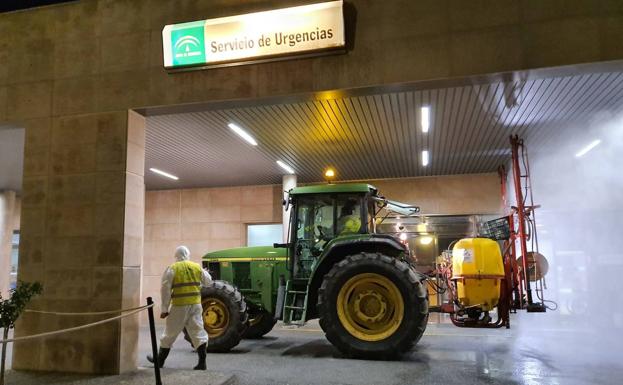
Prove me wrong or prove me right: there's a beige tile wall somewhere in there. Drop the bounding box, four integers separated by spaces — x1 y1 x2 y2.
143 184 282 321
370 173 503 215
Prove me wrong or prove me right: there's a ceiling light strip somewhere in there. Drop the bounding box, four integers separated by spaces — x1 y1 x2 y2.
575 139 601 158
149 167 179 180
228 123 258 146
421 106 430 133
422 150 429 166
276 160 295 174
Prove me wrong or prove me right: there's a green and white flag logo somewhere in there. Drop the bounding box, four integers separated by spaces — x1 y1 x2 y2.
170 23 206 66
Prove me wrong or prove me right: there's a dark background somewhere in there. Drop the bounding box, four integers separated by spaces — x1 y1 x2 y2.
1 0 76 13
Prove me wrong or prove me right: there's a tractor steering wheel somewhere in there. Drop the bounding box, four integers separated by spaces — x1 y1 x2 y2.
317 225 333 241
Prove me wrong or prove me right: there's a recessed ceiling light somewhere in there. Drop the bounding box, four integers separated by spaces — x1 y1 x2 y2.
421 106 430 133
575 139 601 158
150 168 179 180
276 160 295 174
422 150 429 166
324 167 336 180
228 123 258 146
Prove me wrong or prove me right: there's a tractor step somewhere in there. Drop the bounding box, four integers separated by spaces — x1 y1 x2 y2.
282 279 309 326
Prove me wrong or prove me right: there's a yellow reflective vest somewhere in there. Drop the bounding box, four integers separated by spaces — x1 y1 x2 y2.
338 215 361 235
171 260 203 306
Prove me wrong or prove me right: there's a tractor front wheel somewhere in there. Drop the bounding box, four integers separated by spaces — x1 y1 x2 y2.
318 253 428 359
201 281 247 352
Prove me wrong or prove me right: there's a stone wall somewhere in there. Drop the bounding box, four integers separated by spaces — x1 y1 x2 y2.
11 110 145 374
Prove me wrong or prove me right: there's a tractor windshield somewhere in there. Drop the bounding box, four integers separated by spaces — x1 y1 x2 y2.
296 195 335 248
293 195 334 277
292 193 364 277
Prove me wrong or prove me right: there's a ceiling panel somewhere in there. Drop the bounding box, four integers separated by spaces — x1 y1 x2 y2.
145 71 623 190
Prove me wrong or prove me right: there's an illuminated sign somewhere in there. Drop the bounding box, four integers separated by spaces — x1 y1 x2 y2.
162 1 345 69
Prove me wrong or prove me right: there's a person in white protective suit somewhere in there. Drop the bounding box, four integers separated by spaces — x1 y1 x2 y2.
147 245 212 370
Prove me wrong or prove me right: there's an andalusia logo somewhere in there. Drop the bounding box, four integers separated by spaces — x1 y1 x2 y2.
171 25 206 66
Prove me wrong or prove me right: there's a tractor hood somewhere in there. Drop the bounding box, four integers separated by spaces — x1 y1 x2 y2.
203 245 287 261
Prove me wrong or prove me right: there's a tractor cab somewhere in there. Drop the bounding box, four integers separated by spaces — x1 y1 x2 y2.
290 188 367 278
286 184 419 279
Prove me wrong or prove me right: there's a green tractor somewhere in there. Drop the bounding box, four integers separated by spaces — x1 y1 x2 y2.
196 183 429 359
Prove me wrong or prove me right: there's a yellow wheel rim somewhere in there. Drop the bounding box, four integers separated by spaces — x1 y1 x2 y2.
202 298 229 338
337 273 404 342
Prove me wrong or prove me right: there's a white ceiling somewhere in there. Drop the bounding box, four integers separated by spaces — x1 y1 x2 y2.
145 70 623 190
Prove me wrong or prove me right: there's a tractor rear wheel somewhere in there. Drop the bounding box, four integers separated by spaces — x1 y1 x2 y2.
242 310 277 339
318 253 428 359
200 280 247 352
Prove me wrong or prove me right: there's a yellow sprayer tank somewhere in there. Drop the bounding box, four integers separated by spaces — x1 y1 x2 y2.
452 238 504 311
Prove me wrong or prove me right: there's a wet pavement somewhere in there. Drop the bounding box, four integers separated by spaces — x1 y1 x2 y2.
4 368 234 385
137 314 623 385
5 313 623 385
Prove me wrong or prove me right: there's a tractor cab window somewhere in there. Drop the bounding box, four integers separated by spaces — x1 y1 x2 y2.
294 195 335 277
296 195 335 244
368 198 379 233
295 194 365 245
292 194 366 277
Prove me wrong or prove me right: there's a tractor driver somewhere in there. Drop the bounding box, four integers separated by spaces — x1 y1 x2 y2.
337 199 362 235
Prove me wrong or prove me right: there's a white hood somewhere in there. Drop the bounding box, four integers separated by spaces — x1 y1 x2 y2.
174 245 190 261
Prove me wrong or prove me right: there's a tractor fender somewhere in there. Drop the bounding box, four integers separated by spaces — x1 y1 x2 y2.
305 234 407 320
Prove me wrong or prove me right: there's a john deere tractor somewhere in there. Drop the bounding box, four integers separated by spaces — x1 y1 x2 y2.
196 183 429 359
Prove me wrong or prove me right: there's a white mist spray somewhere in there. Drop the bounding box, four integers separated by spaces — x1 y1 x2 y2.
511 109 623 374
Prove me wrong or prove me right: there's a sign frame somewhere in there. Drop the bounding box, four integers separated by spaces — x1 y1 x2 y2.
162 0 346 72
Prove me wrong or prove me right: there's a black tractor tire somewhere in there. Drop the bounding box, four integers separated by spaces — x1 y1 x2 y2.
318 253 428 360
195 280 247 353
242 310 277 339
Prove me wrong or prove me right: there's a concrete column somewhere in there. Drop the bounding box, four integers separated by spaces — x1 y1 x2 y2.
12 111 145 375
0 190 16 297
282 175 297 242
